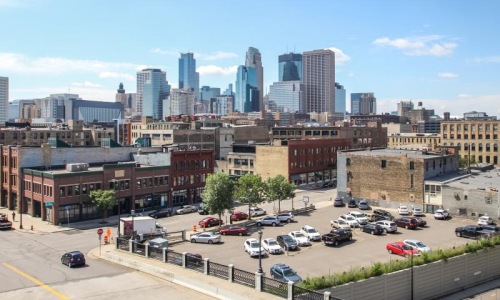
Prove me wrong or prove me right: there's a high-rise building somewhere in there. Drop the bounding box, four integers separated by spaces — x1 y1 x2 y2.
169 89 195 116
222 84 234 97
351 93 376 115
245 47 264 112
116 82 128 107
302 49 335 114
267 81 303 113
335 83 346 116
397 100 414 117
200 86 221 102
179 52 200 98
235 65 259 113
210 96 233 115
279 53 302 81
137 68 170 119
0 76 9 123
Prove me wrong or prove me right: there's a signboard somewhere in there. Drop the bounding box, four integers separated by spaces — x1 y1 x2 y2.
45 202 54 208
97 228 103 236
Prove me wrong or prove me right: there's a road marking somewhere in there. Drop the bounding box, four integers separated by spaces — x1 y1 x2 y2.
2 262 70 300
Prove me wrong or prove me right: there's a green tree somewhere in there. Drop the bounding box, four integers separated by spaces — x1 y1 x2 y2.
234 174 265 220
201 173 234 228
264 175 296 213
90 189 116 222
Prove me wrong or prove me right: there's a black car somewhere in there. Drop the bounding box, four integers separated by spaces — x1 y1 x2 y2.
148 208 172 219
371 209 394 221
61 251 86 268
361 223 385 235
414 217 427 227
277 234 298 251
347 199 357 208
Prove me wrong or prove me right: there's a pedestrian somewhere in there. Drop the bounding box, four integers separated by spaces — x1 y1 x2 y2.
12 211 16 222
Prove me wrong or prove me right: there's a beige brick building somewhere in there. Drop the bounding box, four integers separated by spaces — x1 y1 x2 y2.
387 133 441 151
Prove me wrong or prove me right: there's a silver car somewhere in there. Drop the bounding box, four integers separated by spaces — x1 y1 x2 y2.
176 205 197 214
375 220 398 233
256 216 280 227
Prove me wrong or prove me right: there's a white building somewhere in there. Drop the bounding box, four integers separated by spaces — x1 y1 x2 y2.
169 89 195 116
267 81 303 113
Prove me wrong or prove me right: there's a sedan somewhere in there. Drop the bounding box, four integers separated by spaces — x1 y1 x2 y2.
219 225 248 236
256 216 280 227
61 251 86 268
412 208 425 217
231 211 249 221
288 231 310 246
403 239 431 253
262 238 283 254
331 219 352 230
361 223 385 235
198 217 223 228
148 209 171 219
386 242 419 257
176 205 197 215
434 209 449 220
244 238 266 257
190 232 221 244
358 200 370 210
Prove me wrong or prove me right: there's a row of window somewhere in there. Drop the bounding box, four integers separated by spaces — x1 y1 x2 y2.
0 131 111 140
172 160 211 171
293 146 347 156
443 142 499 152
172 173 207 187
291 158 336 169
1 155 18 168
442 123 499 132
443 134 498 140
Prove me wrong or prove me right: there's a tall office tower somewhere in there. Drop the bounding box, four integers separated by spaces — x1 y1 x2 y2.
200 86 221 102
397 100 414 117
40 93 80 120
115 83 128 108
235 65 259 113
245 47 264 112
210 96 233 115
137 68 170 119
334 82 346 115
279 53 302 81
0 77 8 123
169 89 195 116
351 93 376 115
302 49 335 114
268 81 303 113
179 52 200 98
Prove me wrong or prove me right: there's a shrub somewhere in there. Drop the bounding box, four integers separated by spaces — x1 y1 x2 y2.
370 262 384 276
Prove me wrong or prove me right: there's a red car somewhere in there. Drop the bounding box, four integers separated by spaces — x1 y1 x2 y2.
198 217 223 228
386 242 419 257
231 211 249 221
219 225 248 236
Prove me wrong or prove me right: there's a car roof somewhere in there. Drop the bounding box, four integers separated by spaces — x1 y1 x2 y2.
67 251 84 255
390 241 405 246
289 230 301 234
263 238 276 241
273 263 290 269
246 238 259 243
302 225 314 229
403 239 420 243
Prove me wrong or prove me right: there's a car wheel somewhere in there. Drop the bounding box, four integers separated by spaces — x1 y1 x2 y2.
208 240 213 244
435 217 438 220
405 225 409 229
257 223 262 227
287 219 291 223
68 263 72 268
238 232 243 236
349 236 352 241
191 239 196 243
272 222 276 227
388 249 393 254
371 230 375 235
456 231 462 237
334 240 339 246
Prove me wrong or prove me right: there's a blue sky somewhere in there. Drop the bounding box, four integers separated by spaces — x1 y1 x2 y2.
1 0 500 116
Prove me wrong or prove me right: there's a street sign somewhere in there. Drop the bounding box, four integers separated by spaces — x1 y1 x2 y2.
97 228 103 236
44 202 54 208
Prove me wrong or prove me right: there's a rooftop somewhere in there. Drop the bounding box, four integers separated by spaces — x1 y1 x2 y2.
344 148 445 159
444 170 500 191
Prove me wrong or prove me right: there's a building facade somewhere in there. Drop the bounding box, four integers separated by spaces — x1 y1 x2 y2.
179 52 200 98
350 93 376 115
137 68 170 118
169 89 195 116
245 47 264 112
387 133 441 151
0 76 8 124
267 81 303 113
279 53 302 81
235 66 258 113
302 49 335 114
334 82 346 118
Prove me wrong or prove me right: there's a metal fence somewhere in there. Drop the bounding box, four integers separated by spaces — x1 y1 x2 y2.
117 237 129 251
233 267 255 288
293 285 325 300
262 277 288 298
134 242 146 256
166 250 183 266
166 230 185 245
208 261 229 280
185 254 204 273
148 247 164 261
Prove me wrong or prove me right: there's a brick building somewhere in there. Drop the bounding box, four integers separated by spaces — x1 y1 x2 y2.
387 133 441 151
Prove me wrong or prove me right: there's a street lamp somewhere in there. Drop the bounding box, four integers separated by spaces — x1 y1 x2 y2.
112 179 122 238
130 209 135 240
303 196 309 212
257 230 263 274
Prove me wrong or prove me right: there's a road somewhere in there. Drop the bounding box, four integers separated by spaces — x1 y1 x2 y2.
0 228 214 300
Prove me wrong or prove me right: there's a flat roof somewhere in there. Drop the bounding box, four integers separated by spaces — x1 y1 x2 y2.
344 149 443 159
444 170 500 190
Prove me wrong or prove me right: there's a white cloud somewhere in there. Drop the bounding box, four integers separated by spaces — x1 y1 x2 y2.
71 81 102 87
373 35 457 56
326 47 351 65
11 86 116 101
438 72 459 78
474 56 500 63
149 48 178 56
197 65 238 76
200 51 238 61
99 71 135 81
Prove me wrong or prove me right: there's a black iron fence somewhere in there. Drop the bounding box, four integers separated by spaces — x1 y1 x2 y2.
233 267 255 288
185 254 204 273
208 261 229 280
262 276 288 298
117 237 129 251
148 247 163 260
293 285 325 300
166 250 183 266
134 242 146 256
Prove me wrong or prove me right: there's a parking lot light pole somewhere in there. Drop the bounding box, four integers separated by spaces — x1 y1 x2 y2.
130 210 135 240
258 230 263 274
303 196 309 213
112 179 121 238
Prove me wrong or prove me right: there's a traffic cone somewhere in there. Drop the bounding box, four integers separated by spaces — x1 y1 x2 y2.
193 224 197 232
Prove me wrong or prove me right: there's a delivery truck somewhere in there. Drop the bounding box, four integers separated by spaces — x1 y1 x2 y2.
120 216 165 237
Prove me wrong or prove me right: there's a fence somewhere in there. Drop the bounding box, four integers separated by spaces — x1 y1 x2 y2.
233 267 256 288
293 285 327 300
148 247 163 260
262 276 288 298
208 261 229 280
166 250 183 266
117 237 129 251
134 242 146 256
185 254 204 273
165 230 185 245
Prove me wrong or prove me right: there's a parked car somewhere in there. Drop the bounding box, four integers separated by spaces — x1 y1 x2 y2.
375 220 398 233
394 217 419 229
347 199 357 208
197 203 208 215
398 205 410 215
403 239 431 253
250 207 267 217
334 197 344 207
321 229 353 246
386 242 419 257
339 214 359 228
270 264 302 283
148 208 172 219
434 209 449 220
190 232 221 244
330 219 352 230
371 209 394 221
361 223 385 235
198 217 223 228
276 234 298 251
262 238 283 254
231 211 249 221
219 225 248 236
176 205 197 215
348 211 369 225
358 200 370 210
61 251 86 268
288 231 310 246
300 225 321 242
414 217 427 227
455 225 494 239
244 238 266 257
256 216 280 227
482 225 500 236
276 212 294 223
478 215 494 226
412 208 425 217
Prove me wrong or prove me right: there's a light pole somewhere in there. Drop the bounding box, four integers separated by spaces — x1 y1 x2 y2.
112 179 122 238
303 196 309 212
257 230 263 274
130 209 135 240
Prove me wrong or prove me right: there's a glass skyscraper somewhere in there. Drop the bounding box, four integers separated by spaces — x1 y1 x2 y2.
335 82 346 115
235 65 259 113
268 81 303 113
0 77 8 123
245 47 264 112
278 53 302 81
137 68 171 120
179 52 200 98
351 92 376 115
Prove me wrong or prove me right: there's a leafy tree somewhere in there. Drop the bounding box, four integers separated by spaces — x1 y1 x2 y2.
234 174 265 220
201 173 234 228
459 155 476 168
90 189 116 222
264 175 296 213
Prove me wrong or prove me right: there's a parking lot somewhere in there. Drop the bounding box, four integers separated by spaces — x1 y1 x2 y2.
163 199 478 279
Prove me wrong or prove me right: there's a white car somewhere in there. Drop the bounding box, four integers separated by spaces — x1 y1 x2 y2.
339 214 360 228
412 208 425 217
434 209 449 220
331 219 352 230
398 205 410 215
190 232 221 244
262 238 282 254
288 231 310 246
256 216 280 227
300 225 321 242
244 238 266 257
250 207 266 217
375 220 398 233
404 239 431 253
478 215 493 226
348 211 368 225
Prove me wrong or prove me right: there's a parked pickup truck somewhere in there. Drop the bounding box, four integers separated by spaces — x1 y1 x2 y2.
455 225 494 239
321 229 352 246
0 214 12 230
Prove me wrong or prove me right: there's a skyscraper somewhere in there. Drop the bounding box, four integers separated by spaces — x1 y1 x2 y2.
169 89 195 116
279 53 302 81
245 47 264 112
335 82 346 115
268 81 303 113
302 49 335 114
179 52 199 98
351 93 376 115
0 77 8 123
137 68 171 119
235 66 259 113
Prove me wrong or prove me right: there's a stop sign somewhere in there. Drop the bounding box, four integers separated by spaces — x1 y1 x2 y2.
97 228 103 236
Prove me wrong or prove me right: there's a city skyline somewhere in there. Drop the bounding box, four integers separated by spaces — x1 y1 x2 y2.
1 1 500 116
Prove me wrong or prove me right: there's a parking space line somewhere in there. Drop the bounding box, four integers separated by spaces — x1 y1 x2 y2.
2 262 70 300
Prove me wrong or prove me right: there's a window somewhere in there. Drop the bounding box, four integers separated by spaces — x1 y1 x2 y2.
346 158 350 166
82 184 88 195
74 185 80 195
409 162 415 170
410 174 414 189
381 160 387 168
60 186 66 197
485 197 492 204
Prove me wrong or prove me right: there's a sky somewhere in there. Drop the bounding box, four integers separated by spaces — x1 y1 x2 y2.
1 0 500 117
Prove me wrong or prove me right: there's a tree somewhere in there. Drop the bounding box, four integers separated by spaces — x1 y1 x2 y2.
264 175 296 213
90 189 116 222
201 173 234 228
234 174 265 220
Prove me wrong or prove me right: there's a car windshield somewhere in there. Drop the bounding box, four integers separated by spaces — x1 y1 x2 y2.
307 228 317 233
282 236 294 242
294 233 305 238
282 268 296 276
267 240 277 246
345 216 355 221
415 242 427 247
250 242 261 248
402 245 413 250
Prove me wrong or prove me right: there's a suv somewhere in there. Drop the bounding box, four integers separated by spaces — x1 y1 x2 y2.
270 264 302 283
375 220 398 233
348 211 368 225
371 209 394 221
276 212 294 223
256 216 280 227
394 217 419 229
398 205 410 215
347 199 357 208
300 225 321 242
276 234 298 251
250 207 266 217
334 198 344 207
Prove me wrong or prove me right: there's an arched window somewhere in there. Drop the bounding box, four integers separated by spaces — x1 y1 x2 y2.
486 143 491 151
471 143 476 151
457 143 461 150
464 143 469 150
478 143 483 152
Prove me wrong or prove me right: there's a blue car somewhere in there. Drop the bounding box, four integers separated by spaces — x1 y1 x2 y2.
270 264 302 283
